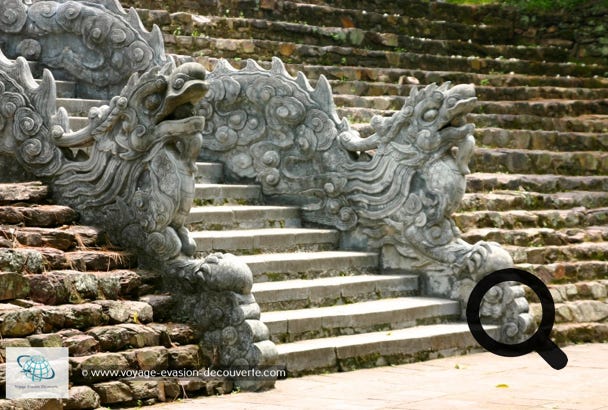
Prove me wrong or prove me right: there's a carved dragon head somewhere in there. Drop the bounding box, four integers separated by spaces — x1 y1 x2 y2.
341 82 477 172
50 61 209 260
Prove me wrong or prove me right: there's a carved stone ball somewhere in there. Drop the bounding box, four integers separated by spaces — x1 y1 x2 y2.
201 253 253 295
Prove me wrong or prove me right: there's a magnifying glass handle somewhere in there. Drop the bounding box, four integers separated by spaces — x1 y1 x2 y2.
536 339 568 370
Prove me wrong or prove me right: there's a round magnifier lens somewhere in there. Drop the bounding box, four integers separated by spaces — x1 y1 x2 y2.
479 282 540 345
466 268 568 370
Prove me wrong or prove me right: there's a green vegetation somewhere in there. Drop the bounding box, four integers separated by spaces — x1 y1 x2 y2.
445 0 601 12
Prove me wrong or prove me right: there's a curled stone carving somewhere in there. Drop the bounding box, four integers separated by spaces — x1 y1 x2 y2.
0 52 277 389
0 0 167 98
200 58 530 341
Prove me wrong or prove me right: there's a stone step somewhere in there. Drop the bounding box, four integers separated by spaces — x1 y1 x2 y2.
174 37 608 77
330 81 608 101
339 101 608 123
460 191 608 212
0 322 195 358
194 183 261 205
78 323 174 353
0 225 108 251
144 2 514 43
362 125 608 150
25 269 144 306
466 173 608 193
0 299 153 338
263 297 460 343
191 227 340 254
187 205 301 230
455 207 608 231
276 322 492 376
237 250 379 282
285 0 514 25
521 261 608 284
252 274 419 311
477 128 608 152
197 57 608 89
470 148 608 177
552 300 608 324
35 79 76 99
68 116 89 131
553 322 608 345
195 162 224 184
334 95 608 117
0 182 49 205
0 248 137 274
56 98 106 117
161 15 568 63
507 241 608 265
542 280 608 303
462 226 608 247
0 204 78 227
470 113 608 133
478 99 608 118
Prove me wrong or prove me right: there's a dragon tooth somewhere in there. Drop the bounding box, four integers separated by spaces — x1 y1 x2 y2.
15 57 37 90
295 72 313 91
33 69 58 120
245 59 264 73
128 7 147 32
150 25 166 58
438 81 451 91
270 57 288 76
312 75 333 109
218 58 238 73
53 107 71 136
98 0 125 14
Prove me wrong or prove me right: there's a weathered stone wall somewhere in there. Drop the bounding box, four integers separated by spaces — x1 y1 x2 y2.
128 0 607 66
514 1 608 65
0 183 233 409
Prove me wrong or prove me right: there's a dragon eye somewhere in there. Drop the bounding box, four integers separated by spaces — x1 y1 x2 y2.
173 76 186 90
422 109 438 122
447 97 459 107
144 94 162 111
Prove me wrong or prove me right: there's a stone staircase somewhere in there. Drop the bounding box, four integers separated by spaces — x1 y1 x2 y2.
131 0 608 355
190 161 484 376
0 180 235 409
2 4 607 407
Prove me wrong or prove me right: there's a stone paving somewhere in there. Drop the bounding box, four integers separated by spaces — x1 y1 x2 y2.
132 343 608 409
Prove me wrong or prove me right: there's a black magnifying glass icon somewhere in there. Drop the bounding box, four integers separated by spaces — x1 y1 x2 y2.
466 268 568 370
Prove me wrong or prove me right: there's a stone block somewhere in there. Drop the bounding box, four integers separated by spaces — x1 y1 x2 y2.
126 346 169 371
64 386 101 410
42 303 108 330
168 345 202 369
71 352 130 383
0 308 43 337
95 300 153 324
27 333 62 347
63 333 100 356
123 381 160 400
93 381 133 404
0 272 29 301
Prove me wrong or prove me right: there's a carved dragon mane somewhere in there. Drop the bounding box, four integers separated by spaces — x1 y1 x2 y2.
199 58 512 279
0 52 208 264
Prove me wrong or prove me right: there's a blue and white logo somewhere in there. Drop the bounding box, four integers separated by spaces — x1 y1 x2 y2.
17 354 56 382
6 347 69 399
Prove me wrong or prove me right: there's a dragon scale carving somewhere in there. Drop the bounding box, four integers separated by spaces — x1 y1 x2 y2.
0 0 531 369
0 0 167 98
200 58 531 341
0 0 277 389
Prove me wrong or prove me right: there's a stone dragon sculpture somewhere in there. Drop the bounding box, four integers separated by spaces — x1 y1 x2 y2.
0 0 529 362
200 58 532 342
0 0 166 98
0 0 276 389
